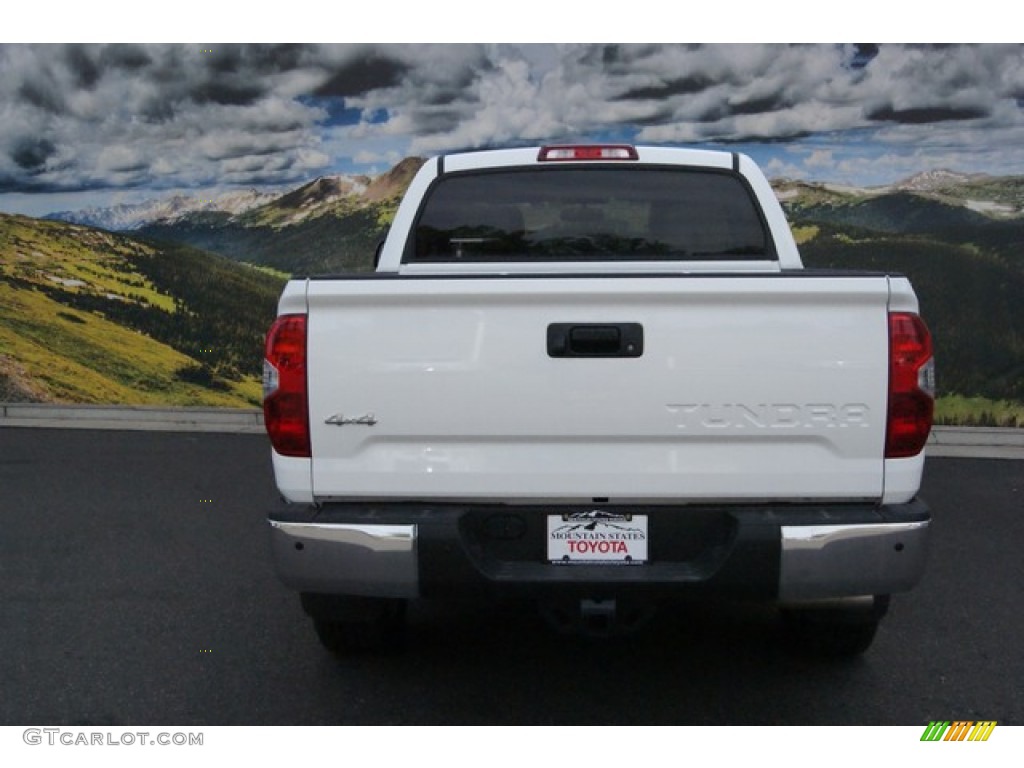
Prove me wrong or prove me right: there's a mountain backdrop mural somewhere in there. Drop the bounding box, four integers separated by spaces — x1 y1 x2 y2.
2 158 1021 423
1 44 1022 423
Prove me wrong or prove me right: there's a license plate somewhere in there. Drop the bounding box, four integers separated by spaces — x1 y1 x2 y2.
547 511 648 564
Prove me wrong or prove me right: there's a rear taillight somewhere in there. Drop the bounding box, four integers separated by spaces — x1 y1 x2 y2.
538 144 639 161
886 312 935 458
263 314 310 457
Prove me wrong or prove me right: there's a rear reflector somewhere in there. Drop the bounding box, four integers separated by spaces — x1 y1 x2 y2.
886 313 935 459
263 314 310 458
538 145 639 161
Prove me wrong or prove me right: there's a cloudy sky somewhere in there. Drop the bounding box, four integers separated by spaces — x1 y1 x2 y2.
1 43 1022 217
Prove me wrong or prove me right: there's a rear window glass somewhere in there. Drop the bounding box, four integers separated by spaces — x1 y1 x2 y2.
407 167 771 263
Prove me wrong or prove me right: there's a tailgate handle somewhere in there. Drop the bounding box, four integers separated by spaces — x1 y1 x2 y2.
547 323 644 358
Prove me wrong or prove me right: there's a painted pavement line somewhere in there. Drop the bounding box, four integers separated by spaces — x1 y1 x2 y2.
1 403 1022 458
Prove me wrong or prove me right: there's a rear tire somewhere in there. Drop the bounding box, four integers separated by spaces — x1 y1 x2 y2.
302 594 407 656
781 596 889 659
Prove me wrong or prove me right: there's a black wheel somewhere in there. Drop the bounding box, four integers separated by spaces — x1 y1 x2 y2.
301 594 407 656
781 596 889 659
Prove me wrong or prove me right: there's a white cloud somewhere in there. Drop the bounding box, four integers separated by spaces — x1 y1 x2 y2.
353 149 402 166
96 145 145 173
2 42 1023 207
804 150 835 169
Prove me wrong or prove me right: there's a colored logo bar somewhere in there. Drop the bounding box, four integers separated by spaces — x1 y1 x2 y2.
920 721 997 742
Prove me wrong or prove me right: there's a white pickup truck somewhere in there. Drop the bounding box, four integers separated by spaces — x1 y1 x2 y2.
262 144 934 657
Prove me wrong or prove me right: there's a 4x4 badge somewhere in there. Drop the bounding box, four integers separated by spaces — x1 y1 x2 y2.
325 413 378 426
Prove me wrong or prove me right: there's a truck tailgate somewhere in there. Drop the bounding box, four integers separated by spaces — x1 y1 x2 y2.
305 275 891 503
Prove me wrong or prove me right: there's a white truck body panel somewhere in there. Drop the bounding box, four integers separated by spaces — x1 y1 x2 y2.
302 274 899 504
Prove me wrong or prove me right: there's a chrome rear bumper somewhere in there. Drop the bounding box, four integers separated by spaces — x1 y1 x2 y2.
269 521 418 597
269 503 929 602
778 521 929 602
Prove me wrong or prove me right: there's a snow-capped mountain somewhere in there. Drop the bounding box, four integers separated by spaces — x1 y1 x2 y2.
45 187 281 231
44 162 424 233
893 169 978 193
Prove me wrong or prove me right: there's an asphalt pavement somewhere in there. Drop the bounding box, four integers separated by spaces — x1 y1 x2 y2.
0 426 1021 725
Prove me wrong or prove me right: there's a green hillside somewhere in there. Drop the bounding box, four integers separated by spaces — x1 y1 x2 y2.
137 158 423 275
786 193 1023 262
0 213 284 406
139 204 390 275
